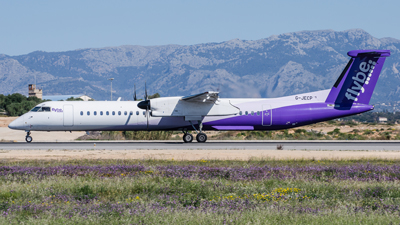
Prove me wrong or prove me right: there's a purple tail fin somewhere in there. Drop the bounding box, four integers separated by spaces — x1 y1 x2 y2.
325 50 390 107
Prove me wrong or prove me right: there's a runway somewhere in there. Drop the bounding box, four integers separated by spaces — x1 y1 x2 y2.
1 141 400 151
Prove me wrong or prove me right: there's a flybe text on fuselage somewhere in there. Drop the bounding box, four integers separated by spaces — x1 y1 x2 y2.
52 108 63 113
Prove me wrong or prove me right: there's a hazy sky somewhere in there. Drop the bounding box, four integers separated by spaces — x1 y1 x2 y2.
1 0 399 56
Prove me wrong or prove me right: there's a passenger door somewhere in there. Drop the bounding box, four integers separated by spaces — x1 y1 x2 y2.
262 104 272 126
63 105 74 127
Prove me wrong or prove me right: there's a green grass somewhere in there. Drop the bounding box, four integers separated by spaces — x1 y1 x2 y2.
1 159 400 224
2 158 400 167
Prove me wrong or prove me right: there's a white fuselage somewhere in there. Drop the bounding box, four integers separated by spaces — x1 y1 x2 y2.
8 90 332 132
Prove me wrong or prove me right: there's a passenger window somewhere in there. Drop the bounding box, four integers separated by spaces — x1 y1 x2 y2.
245 111 248 115
106 111 109 116
94 111 97 116
42 107 51 112
130 111 133 115
118 111 121 116
257 111 260 116
80 111 83 116
100 111 103 116
239 111 242 115
143 111 145 115
112 111 115 116
87 111 90 116
136 111 139 115
124 111 127 116
251 111 254 116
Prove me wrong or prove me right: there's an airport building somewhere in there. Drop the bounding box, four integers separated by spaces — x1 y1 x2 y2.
379 117 388 123
27 84 93 101
42 95 93 101
28 84 43 99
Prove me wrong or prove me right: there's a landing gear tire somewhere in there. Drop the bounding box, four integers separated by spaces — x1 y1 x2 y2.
183 133 193 143
25 136 32 143
196 133 207 143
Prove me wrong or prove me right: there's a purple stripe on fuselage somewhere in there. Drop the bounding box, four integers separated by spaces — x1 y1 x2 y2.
204 103 373 130
212 126 254 130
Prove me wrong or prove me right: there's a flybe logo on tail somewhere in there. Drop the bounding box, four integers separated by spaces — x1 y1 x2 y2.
345 60 376 102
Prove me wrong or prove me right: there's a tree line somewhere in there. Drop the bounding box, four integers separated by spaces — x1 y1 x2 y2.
0 92 161 117
0 93 45 116
342 111 400 124
0 94 86 116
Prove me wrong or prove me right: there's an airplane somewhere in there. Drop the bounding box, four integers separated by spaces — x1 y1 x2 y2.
8 49 390 143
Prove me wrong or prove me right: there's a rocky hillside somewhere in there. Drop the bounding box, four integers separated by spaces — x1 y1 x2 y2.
1 29 399 109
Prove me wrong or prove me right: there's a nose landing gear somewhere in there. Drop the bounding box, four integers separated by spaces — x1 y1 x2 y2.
25 131 32 143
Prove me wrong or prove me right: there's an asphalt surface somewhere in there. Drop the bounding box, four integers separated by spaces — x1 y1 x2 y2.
1 141 400 151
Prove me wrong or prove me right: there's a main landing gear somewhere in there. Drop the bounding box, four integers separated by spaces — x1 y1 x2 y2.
25 131 32 143
182 131 207 143
182 120 208 143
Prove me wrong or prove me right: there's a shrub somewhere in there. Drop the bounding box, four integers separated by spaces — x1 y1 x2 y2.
363 130 374 135
123 131 173 140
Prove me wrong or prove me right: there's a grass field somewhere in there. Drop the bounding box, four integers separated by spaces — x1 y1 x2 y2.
1 159 400 224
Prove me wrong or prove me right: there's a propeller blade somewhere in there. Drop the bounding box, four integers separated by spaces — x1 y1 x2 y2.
133 84 137 101
144 82 148 100
146 106 149 130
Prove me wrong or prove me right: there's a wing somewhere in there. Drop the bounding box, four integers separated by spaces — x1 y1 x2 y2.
181 91 219 103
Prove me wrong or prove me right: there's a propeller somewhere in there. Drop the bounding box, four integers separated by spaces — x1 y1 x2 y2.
133 84 137 101
137 82 150 130
145 83 150 130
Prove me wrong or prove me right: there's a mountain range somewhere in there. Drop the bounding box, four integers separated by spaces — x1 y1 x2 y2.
1 29 399 110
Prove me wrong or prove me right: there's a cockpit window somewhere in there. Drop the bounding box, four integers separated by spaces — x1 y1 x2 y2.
31 107 41 112
31 106 51 112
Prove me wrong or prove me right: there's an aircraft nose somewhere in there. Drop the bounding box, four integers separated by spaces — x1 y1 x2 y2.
8 116 24 130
